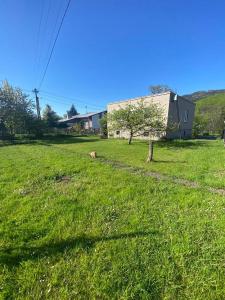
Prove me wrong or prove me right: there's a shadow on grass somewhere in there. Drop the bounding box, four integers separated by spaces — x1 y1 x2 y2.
156 140 211 149
153 159 187 163
0 231 158 268
0 135 100 147
42 135 100 145
98 155 187 166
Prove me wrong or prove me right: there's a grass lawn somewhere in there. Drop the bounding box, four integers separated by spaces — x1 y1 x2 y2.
0 136 225 299
33 135 225 188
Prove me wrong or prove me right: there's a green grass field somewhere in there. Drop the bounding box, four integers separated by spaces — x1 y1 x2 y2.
1 136 225 299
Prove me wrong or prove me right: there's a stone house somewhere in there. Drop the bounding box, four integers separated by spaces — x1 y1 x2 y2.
107 91 195 139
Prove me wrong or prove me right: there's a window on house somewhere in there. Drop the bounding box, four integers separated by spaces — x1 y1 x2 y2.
183 110 189 123
116 130 120 135
143 131 149 136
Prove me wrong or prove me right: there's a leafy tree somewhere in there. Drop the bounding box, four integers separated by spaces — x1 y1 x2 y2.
108 101 148 144
108 101 167 161
72 123 83 134
25 117 46 137
67 104 78 118
0 80 35 136
42 104 60 128
193 115 207 137
0 118 8 138
99 114 107 137
143 105 166 162
195 105 225 135
149 84 173 95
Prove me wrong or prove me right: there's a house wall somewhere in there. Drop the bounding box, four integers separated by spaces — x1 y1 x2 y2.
167 94 195 139
60 114 103 130
107 92 195 140
107 92 171 140
92 114 100 129
84 119 90 129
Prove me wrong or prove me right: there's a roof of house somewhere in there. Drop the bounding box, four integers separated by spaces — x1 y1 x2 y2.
58 111 106 123
107 91 194 106
107 91 172 106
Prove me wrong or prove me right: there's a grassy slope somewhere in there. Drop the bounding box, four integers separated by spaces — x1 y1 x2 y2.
0 138 225 299
195 93 225 113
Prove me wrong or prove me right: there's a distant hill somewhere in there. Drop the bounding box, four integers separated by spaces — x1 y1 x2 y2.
195 93 225 113
192 92 225 135
181 89 225 135
183 89 225 102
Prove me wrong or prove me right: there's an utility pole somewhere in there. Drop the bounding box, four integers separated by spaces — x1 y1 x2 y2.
32 88 41 119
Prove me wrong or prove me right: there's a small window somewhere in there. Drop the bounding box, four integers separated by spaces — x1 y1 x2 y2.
183 110 189 123
143 131 149 136
116 130 120 135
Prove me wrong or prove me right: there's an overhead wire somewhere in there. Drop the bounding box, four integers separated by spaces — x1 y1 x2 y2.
31 0 105 113
42 96 105 111
22 88 105 110
45 0 66 62
34 0 52 86
34 0 44 85
40 90 106 109
38 0 72 90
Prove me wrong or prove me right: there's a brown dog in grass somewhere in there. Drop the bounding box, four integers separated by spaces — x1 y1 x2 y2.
89 151 97 159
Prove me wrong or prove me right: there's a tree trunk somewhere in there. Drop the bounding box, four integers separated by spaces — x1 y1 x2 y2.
147 140 154 162
128 133 133 144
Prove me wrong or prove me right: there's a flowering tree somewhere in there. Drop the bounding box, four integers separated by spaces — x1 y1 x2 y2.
108 100 169 161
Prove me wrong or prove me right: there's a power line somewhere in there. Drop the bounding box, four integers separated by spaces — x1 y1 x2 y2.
45 0 65 62
40 97 104 111
22 88 106 110
35 0 53 86
34 0 45 84
38 0 72 89
43 96 105 110
41 90 106 109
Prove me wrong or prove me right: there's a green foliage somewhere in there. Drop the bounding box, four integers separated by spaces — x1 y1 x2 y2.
193 115 207 137
0 81 36 136
67 104 78 118
72 123 83 134
108 101 165 144
195 93 225 134
0 137 225 298
42 104 60 128
99 114 108 137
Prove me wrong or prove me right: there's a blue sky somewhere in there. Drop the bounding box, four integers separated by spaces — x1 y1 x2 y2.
1 0 225 115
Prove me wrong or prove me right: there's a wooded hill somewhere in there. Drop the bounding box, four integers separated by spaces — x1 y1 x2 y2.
187 91 225 135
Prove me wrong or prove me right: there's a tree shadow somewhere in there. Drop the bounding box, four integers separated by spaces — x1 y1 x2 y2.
152 159 187 163
156 140 211 149
0 135 100 147
0 140 39 147
0 230 158 268
43 135 100 145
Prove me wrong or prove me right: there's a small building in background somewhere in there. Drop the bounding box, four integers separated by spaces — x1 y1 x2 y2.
58 111 106 132
107 92 195 139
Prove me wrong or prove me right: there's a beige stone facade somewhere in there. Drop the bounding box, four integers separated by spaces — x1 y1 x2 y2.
107 92 195 140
